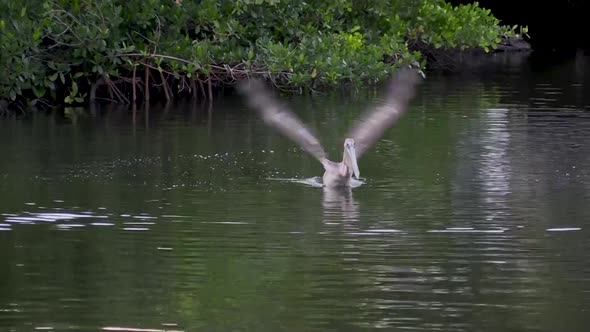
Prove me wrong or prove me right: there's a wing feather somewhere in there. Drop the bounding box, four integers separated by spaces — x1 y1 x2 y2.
346 68 422 158
238 80 327 162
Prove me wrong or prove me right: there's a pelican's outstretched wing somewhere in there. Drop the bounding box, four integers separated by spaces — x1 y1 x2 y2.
346 68 422 159
238 79 327 162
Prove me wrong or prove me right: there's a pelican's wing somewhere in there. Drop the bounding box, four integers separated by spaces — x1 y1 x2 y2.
346 68 422 159
238 79 327 162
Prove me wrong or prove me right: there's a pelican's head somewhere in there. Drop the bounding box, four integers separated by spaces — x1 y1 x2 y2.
343 138 360 179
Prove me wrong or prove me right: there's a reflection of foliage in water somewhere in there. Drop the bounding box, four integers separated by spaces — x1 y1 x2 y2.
2 69 590 331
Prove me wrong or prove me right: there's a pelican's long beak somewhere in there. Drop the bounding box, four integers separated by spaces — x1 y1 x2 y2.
345 144 360 179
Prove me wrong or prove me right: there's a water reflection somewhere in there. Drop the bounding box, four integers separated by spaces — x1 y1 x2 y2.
452 107 514 226
1 210 160 232
1 54 590 332
322 187 360 224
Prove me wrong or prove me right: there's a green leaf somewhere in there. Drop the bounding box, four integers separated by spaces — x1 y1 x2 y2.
33 28 41 42
33 87 46 98
72 81 78 95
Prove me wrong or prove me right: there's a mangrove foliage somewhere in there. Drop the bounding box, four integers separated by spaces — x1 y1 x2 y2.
0 0 525 110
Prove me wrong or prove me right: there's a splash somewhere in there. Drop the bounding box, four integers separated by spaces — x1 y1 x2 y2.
266 176 365 188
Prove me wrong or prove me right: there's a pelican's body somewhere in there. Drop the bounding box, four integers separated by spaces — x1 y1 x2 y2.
320 138 360 187
322 160 353 187
238 68 422 188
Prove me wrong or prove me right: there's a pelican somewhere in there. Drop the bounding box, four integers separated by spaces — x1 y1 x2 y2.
238 68 422 188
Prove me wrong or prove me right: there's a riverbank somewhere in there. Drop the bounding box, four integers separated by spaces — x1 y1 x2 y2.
1 0 524 112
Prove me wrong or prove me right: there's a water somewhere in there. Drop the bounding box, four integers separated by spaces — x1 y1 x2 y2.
1 53 590 331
